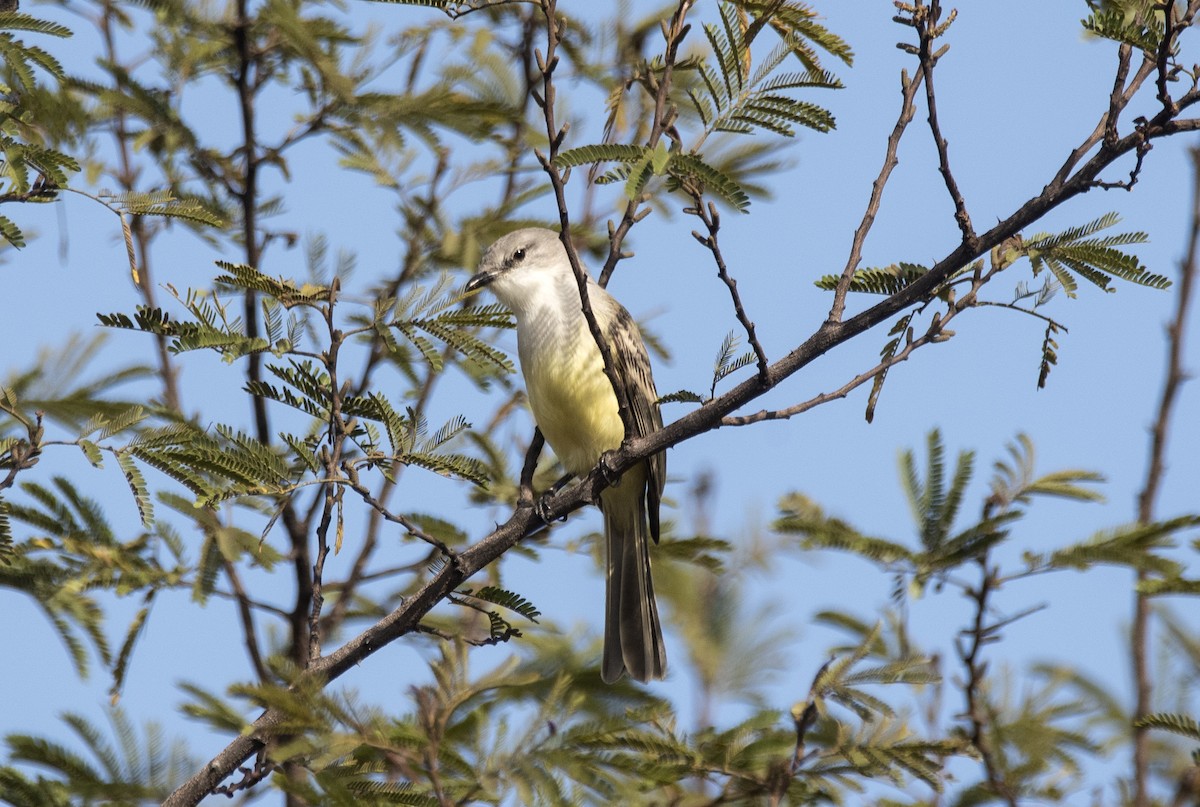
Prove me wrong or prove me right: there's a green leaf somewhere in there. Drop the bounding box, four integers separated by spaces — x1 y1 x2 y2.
1022 213 1162 297
1134 712 1200 741
117 453 154 527
814 263 928 295
866 312 915 423
0 214 26 248
667 152 750 212
658 389 706 405
462 585 541 622
552 143 649 169
0 496 11 564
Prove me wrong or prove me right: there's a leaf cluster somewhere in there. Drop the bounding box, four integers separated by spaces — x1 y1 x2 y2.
687 2 843 140
1083 0 1167 53
0 12 78 248
775 431 1123 599
0 708 194 806
1 475 188 687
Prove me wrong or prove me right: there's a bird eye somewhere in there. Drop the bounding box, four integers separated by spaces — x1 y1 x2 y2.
513 248 526 262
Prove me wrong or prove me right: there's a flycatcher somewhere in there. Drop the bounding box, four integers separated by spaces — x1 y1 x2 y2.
466 228 667 683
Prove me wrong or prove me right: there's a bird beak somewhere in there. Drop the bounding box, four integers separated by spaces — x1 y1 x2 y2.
465 268 496 294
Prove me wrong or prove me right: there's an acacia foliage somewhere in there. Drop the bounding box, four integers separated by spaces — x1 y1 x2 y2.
2 0 1200 805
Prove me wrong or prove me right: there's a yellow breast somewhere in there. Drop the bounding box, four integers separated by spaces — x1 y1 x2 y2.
522 325 624 476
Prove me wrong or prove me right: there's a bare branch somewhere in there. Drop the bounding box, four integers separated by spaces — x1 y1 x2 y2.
913 1 976 246
958 559 1019 807
1131 143 1200 807
689 199 770 381
222 559 269 682
598 0 695 287
828 68 924 323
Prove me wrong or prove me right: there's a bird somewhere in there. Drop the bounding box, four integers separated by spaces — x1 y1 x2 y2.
466 227 667 683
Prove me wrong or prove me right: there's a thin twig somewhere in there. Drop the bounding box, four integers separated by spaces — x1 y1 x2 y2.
726 266 991 426
98 0 182 413
1131 143 1200 807
828 67 924 323
690 198 770 381
958 557 1019 807
307 282 348 665
914 1 976 246
1053 54 1156 191
533 0 636 439
342 467 459 559
1106 44 1134 146
1155 0 1180 117
233 0 269 445
221 559 269 681
598 0 694 287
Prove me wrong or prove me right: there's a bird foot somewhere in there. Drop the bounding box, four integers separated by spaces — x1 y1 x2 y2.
598 450 623 487
533 491 557 524
534 473 574 524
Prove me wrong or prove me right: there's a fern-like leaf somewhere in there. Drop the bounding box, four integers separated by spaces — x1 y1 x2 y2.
552 143 649 169
462 585 541 622
667 152 750 211
1021 213 1161 297
1038 320 1060 389
814 263 928 295
0 496 11 564
866 312 915 423
658 389 706 405
1134 712 1200 741
1083 8 1164 52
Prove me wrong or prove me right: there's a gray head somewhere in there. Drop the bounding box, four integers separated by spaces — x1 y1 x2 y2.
465 228 586 312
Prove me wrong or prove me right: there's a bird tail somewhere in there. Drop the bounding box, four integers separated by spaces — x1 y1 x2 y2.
601 477 666 684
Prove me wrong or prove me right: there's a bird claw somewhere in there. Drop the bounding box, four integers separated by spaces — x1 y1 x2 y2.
534 491 558 524
598 450 623 487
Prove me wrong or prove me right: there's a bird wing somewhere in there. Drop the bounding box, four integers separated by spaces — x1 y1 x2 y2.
602 300 666 543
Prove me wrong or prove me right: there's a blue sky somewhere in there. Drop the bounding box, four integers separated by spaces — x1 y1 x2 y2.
3 0 1199 799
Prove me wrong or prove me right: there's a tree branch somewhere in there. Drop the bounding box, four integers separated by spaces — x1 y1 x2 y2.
1131 143 1200 807
689 198 770 382
828 67 924 323
532 0 637 440
958 557 1019 807
912 1 976 246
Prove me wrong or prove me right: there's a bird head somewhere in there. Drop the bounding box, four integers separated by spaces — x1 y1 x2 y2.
465 228 578 312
